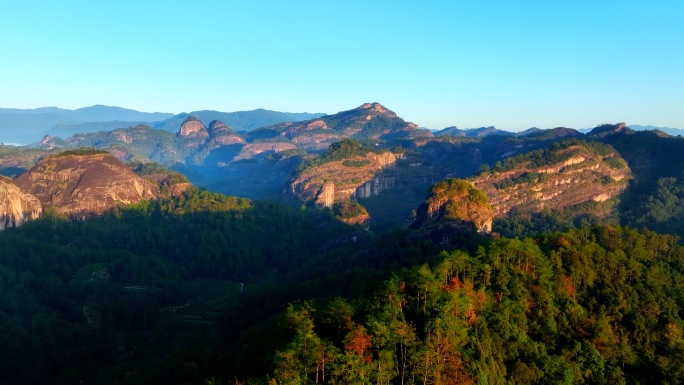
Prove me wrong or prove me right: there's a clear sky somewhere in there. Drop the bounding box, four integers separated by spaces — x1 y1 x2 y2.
1 1 682 130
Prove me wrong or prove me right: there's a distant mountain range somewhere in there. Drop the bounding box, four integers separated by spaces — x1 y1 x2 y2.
578 124 684 136
3 103 682 145
0 106 173 144
628 125 684 137
434 126 515 138
438 124 684 138
0 105 324 145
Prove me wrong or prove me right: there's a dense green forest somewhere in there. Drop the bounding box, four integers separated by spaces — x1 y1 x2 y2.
268 226 684 384
0 188 361 384
1 185 684 384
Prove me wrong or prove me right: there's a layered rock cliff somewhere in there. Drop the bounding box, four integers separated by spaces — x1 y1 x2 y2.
472 141 631 217
0 176 42 230
411 178 494 233
355 175 397 199
291 150 398 208
15 151 161 218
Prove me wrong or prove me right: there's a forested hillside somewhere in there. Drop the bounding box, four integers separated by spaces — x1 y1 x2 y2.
268 226 684 384
0 188 359 384
1 186 683 384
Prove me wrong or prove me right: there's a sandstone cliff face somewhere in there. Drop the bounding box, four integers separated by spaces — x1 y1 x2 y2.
355 175 396 199
15 153 160 218
291 151 398 208
411 179 494 233
315 181 336 208
472 142 631 217
39 135 62 149
179 116 209 139
0 176 42 230
207 120 246 146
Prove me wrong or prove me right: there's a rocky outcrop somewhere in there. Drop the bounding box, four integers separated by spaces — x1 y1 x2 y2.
169 182 193 197
411 179 494 233
472 141 631 217
0 176 42 230
179 115 209 139
315 181 335 208
39 135 67 149
354 175 396 199
207 120 246 146
291 151 399 207
15 152 160 218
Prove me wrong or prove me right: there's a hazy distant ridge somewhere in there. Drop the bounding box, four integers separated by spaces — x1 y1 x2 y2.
0 105 174 144
0 106 325 144
629 125 684 137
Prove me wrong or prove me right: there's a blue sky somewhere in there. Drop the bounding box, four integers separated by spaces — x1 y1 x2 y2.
1 1 682 130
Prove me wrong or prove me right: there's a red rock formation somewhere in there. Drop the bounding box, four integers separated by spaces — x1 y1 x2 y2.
0 176 42 230
15 152 160 218
179 116 209 139
472 143 631 217
207 120 246 145
411 179 494 233
290 151 398 205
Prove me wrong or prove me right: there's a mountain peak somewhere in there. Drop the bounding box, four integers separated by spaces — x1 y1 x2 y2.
357 102 397 118
179 115 209 138
587 122 630 138
182 115 203 123
207 120 245 145
207 119 231 132
309 102 427 141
